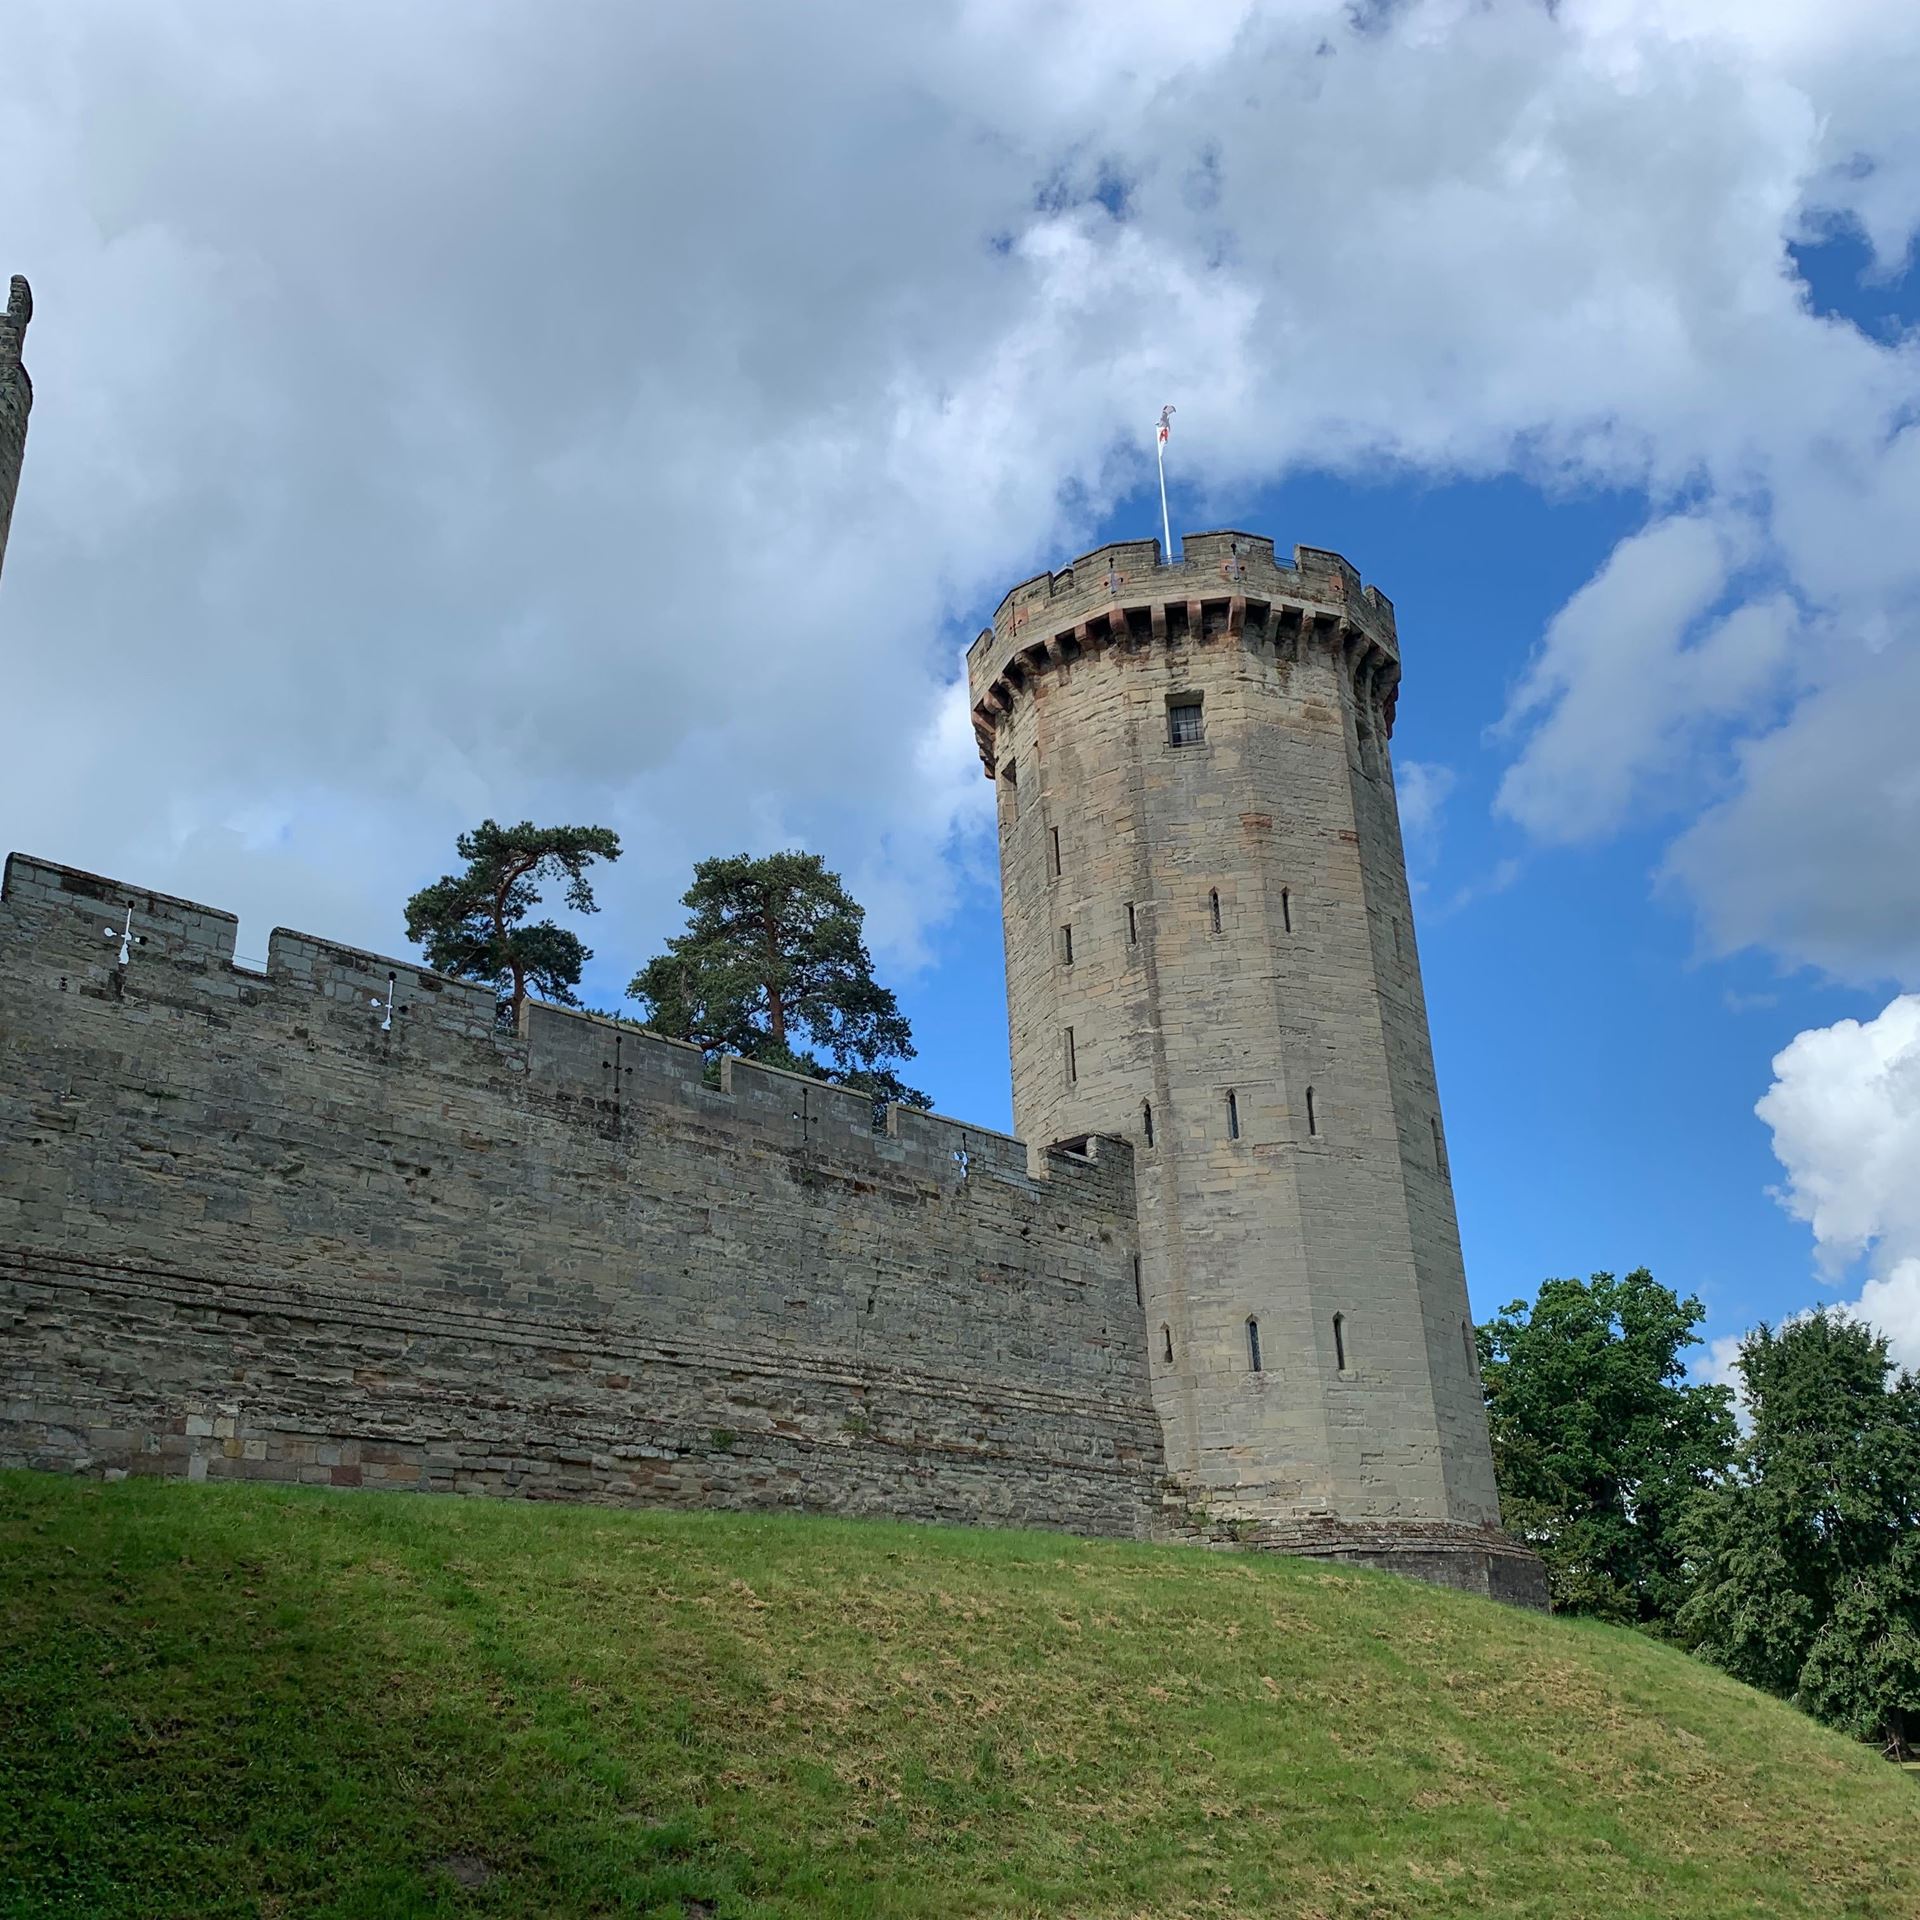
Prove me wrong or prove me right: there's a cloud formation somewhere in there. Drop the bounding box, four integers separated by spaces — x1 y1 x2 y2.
1754 994 1920 1368
0 0 1915 995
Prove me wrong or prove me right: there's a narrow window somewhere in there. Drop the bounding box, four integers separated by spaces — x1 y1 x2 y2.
1281 887 1292 934
1226 1089 1240 1140
1430 1115 1445 1174
1209 888 1222 935
1333 1312 1348 1373
1305 1085 1317 1137
1003 758 1018 818
1142 1100 1154 1147
1461 1317 1476 1375
1049 826 1061 878
1247 1317 1263 1373
1060 923 1073 966
1392 916 1402 959
1161 1323 1174 1364
1133 1256 1143 1308
1064 1026 1077 1084
1125 901 1137 946
1168 698 1205 747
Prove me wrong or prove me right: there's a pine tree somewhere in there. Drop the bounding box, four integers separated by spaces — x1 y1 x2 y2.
629 850 930 1114
404 820 621 1021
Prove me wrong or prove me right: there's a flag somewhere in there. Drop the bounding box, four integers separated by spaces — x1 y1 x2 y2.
1157 404 1175 446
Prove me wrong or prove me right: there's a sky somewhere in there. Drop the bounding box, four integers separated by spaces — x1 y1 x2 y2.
2 0 1917 1378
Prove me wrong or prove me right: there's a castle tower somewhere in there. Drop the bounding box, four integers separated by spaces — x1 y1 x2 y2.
969 531 1536 1598
0 275 31 588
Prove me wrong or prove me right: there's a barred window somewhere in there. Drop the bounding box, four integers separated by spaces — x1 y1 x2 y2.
1247 1317 1263 1373
1168 699 1205 747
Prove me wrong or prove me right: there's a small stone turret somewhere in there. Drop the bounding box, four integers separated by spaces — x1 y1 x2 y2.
969 530 1544 1602
0 274 32 589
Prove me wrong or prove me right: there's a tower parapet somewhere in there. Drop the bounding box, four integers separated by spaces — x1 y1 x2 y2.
967 533 1399 780
973 528 1542 1604
0 274 32 589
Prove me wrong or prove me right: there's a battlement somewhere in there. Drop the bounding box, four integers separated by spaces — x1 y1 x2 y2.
965 531 1400 777
0 852 1109 1201
1 846 1169 1540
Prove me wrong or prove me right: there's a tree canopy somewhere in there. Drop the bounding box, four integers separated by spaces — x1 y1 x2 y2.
1678 1312 1920 1754
1477 1269 1736 1627
404 819 621 1019
629 850 930 1112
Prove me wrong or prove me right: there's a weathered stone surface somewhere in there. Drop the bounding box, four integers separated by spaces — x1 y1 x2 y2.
0 275 29 588
968 530 1521 1584
0 521 1545 1607
0 853 1167 1539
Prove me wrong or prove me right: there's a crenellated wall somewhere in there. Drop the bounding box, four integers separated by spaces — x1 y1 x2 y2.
0 275 30 589
0 854 1171 1537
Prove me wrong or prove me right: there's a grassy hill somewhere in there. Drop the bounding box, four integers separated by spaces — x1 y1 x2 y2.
2 1473 1912 1919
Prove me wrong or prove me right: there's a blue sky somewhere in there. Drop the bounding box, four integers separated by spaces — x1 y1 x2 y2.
895 450 1857 1357
3 3 1918 1374
897 227 1920 1365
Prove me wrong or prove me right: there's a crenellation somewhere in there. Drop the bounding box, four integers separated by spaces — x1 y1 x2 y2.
968 531 1402 779
2 848 1174 1543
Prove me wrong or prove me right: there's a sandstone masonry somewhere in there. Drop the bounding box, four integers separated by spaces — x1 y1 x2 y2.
0 275 30 588
969 531 1535 1597
0 855 1165 1537
0 524 1544 1604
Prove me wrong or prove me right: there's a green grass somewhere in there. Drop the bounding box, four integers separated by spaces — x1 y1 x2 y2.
2 1474 1913 1918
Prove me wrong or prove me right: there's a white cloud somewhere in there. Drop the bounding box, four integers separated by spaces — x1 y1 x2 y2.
1752 994 1920 1368
1394 759 1456 858
1497 513 1799 842
0 0 1916 995
1663 645 1920 984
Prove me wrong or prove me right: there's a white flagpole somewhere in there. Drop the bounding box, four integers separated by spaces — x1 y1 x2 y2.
1155 405 1175 563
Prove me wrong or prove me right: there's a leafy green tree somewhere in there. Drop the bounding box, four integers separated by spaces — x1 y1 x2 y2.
1678 1312 1920 1754
629 850 930 1113
405 820 621 1020
1478 1269 1736 1626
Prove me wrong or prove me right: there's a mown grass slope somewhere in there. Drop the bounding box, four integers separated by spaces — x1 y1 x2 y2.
2 1472 1912 1919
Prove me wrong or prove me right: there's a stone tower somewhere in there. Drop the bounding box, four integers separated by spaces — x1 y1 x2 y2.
968 531 1538 1599
0 275 31 588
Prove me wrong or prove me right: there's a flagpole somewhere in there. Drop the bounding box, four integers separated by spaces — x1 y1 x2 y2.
1154 404 1175 563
